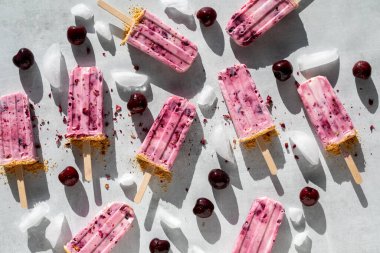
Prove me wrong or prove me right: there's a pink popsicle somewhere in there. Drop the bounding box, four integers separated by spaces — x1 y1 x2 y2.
297 76 356 153
66 66 105 140
64 202 135 253
232 197 285 253
226 0 300 46
0 92 37 167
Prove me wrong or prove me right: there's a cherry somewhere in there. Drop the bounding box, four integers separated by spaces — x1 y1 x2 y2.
127 93 147 114
58 166 79 186
67 26 87 45
208 169 230 189
193 198 214 218
149 238 170 253
299 186 319 206
353 61 372 80
12 48 34 70
196 7 217 27
272 60 293 81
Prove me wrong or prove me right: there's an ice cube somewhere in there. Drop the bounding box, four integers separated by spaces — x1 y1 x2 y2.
210 124 235 163
289 131 320 166
45 213 66 247
19 202 50 233
70 3 93 20
297 49 339 72
160 0 192 14
42 43 65 90
94 21 113 41
118 173 135 187
288 207 305 226
197 85 217 108
158 208 181 229
189 246 205 253
112 71 149 93
294 231 312 251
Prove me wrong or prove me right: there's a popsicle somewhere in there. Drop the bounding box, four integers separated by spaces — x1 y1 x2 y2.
218 64 278 175
64 202 135 253
65 66 106 182
134 96 196 203
0 92 37 208
97 0 198 72
297 76 362 184
226 0 301 46
232 197 285 253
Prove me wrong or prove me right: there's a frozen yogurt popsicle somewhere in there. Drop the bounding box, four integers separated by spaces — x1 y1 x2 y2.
64 202 135 253
226 0 301 46
0 92 37 208
297 76 362 184
134 96 196 203
218 64 278 175
232 197 285 253
97 0 198 72
66 66 106 181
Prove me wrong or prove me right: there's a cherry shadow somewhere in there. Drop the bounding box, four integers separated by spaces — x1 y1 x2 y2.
19 63 44 103
64 180 89 217
355 77 378 114
302 202 327 235
212 185 239 225
276 76 302 114
217 154 242 190
196 212 221 244
200 20 225 56
131 108 155 143
50 54 70 116
71 38 96 67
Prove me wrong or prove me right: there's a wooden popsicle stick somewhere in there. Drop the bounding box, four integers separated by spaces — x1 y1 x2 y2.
340 144 363 184
97 0 133 25
83 141 92 182
134 173 152 204
256 137 277 175
15 166 28 209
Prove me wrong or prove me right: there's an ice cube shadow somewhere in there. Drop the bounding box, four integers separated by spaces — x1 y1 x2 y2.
161 221 189 253
272 216 293 253
97 34 116 56
75 16 95 33
355 77 378 114
200 20 225 56
27 217 51 252
199 97 218 118
230 13 308 69
165 7 197 31
114 217 141 253
50 54 70 116
19 63 44 103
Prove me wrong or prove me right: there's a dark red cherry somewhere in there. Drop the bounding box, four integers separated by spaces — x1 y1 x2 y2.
208 169 230 189
149 238 170 253
196 7 217 27
67 26 87 45
353 61 372 80
299 186 319 206
58 166 79 186
12 48 34 70
193 198 214 218
127 93 147 114
272 60 293 81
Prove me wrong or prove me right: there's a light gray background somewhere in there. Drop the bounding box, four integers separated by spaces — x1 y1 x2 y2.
0 0 379 252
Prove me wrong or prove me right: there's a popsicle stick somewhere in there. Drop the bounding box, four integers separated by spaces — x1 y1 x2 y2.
15 166 28 209
256 137 277 175
97 0 133 25
340 144 363 184
83 141 92 182
134 173 152 204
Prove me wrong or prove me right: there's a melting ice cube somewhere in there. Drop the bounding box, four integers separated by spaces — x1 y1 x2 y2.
210 124 235 163
42 43 65 90
112 71 149 93
118 173 135 187
160 0 192 14
297 49 339 72
94 21 113 41
45 213 66 247
288 207 305 226
294 231 312 251
289 131 320 167
197 85 217 108
158 207 181 229
70 3 93 20
189 246 205 253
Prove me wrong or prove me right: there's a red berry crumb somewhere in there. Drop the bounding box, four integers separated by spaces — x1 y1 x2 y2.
280 123 286 129
369 99 374 106
105 184 110 190
370 125 375 132
223 114 231 120
266 95 273 106
294 155 299 160
200 138 207 145
115 105 122 113
203 118 208 124
285 142 289 149
292 144 297 149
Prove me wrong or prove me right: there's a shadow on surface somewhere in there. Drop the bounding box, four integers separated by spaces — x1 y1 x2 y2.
276 76 302 114
71 38 96 67
217 154 242 190
303 202 326 235
200 20 225 56
19 63 43 103
50 54 70 116
114 216 141 253
64 181 89 217
27 217 51 252
165 7 196 31
272 216 293 253
75 16 95 33
212 185 239 225
300 58 340 87
162 221 189 253
131 108 155 143
355 77 378 113
196 212 221 244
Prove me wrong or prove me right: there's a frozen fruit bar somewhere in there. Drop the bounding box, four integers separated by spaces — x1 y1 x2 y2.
297 76 356 153
0 92 37 168
226 0 301 46
66 66 106 142
136 96 196 182
218 64 276 146
64 202 135 253
232 197 285 253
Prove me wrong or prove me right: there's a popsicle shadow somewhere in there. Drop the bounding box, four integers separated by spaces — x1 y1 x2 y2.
121 183 137 201
242 136 286 196
114 217 141 253
161 221 189 253
165 7 197 31
212 185 239 225
355 77 378 113
71 38 96 67
196 213 222 244
128 45 206 99
64 180 90 217
302 202 326 235
200 20 225 56
272 216 293 253
276 76 302 114
27 217 51 252
19 63 44 103
230 13 308 69
50 54 70 116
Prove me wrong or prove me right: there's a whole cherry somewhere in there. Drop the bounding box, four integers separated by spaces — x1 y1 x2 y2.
149 238 170 253
58 166 79 186
12 48 34 70
299 186 319 206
